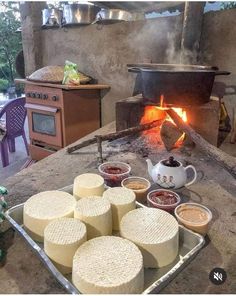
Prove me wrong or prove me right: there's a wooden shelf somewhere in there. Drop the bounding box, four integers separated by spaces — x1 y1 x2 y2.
15 79 110 90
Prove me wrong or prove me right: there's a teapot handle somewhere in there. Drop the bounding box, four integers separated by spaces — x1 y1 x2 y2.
184 165 197 187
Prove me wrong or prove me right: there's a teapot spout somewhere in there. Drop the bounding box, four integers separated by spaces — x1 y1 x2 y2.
146 159 154 178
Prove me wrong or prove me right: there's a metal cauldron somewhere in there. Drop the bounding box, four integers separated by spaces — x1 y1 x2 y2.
128 64 230 106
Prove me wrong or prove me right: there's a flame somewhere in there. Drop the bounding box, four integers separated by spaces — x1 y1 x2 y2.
140 95 188 148
168 107 187 123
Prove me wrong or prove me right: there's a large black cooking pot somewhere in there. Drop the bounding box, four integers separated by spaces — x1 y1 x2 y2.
128 64 230 106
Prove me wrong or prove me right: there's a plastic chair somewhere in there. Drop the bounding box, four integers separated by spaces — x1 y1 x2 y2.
0 97 29 168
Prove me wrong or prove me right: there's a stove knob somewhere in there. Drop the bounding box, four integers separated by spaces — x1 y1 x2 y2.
26 92 31 97
52 95 59 101
43 94 48 100
31 92 36 98
36 93 42 99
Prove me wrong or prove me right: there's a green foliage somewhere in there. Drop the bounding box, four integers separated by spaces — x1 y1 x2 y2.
0 79 9 92
221 2 236 10
0 2 22 85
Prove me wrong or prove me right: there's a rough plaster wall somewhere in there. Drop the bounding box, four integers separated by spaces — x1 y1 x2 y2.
40 16 183 125
200 9 236 122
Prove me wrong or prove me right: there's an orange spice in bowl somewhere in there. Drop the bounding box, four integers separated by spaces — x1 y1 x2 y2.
175 203 212 236
121 177 151 202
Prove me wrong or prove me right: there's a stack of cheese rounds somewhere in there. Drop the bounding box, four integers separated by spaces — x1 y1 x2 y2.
103 187 136 231
120 207 179 268
44 218 87 274
23 191 76 242
73 173 104 200
74 196 112 239
72 236 144 294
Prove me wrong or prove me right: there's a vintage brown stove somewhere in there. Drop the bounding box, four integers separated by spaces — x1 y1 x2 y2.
16 79 109 160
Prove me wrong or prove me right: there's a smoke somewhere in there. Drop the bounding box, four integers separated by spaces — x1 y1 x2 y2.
166 32 181 64
165 31 200 66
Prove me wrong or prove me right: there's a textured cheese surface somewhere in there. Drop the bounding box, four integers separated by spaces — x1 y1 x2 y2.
120 208 179 268
44 218 86 244
23 191 76 242
44 218 87 274
24 191 75 219
72 236 144 294
73 173 104 199
103 187 136 231
103 187 136 205
74 197 112 239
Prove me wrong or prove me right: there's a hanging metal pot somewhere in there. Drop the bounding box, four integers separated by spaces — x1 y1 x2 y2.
62 3 99 26
42 8 63 28
94 9 132 25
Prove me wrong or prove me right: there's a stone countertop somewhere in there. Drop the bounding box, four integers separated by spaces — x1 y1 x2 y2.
0 122 236 294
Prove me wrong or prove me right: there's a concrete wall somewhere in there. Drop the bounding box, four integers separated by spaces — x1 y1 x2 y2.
40 16 183 125
22 7 236 124
200 8 236 121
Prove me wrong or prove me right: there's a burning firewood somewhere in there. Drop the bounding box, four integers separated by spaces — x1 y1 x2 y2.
67 119 163 155
166 109 236 178
160 120 183 151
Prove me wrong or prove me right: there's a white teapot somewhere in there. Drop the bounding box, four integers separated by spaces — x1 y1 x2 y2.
146 156 197 189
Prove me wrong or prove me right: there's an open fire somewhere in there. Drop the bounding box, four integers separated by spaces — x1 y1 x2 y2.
140 95 188 148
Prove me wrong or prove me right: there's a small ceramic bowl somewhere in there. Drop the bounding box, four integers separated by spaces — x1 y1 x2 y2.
98 161 131 187
174 202 212 236
121 177 151 202
147 189 181 213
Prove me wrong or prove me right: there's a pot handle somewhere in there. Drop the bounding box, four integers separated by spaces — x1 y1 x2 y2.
128 67 141 73
184 165 197 187
215 71 231 76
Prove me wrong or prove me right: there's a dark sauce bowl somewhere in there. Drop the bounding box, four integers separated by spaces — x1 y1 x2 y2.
147 189 181 213
98 161 131 187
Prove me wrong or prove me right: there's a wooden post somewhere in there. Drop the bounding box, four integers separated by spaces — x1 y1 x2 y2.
180 2 205 63
19 2 47 75
96 136 103 164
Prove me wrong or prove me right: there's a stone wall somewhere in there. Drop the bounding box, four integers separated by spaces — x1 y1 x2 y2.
40 16 183 125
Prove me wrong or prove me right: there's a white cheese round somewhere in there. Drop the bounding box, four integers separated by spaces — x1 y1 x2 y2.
120 208 179 268
72 236 144 294
44 218 87 274
74 196 112 239
73 173 105 200
103 187 136 231
23 191 76 242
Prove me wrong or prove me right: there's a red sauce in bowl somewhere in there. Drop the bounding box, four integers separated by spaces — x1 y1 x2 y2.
103 166 127 175
151 191 177 205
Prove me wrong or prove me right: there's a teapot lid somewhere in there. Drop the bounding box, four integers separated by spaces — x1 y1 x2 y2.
162 156 180 167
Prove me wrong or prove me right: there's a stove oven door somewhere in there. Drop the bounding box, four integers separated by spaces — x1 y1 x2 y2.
25 103 63 148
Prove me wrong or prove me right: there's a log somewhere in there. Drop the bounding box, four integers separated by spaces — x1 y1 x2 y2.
230 107 236 144
160 120 183 151
166 109 236 178
67 118 162 154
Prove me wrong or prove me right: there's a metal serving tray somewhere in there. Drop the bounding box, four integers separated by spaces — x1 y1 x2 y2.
5 185 205 294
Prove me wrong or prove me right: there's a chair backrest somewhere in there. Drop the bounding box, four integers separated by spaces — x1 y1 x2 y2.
2 97 27 137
